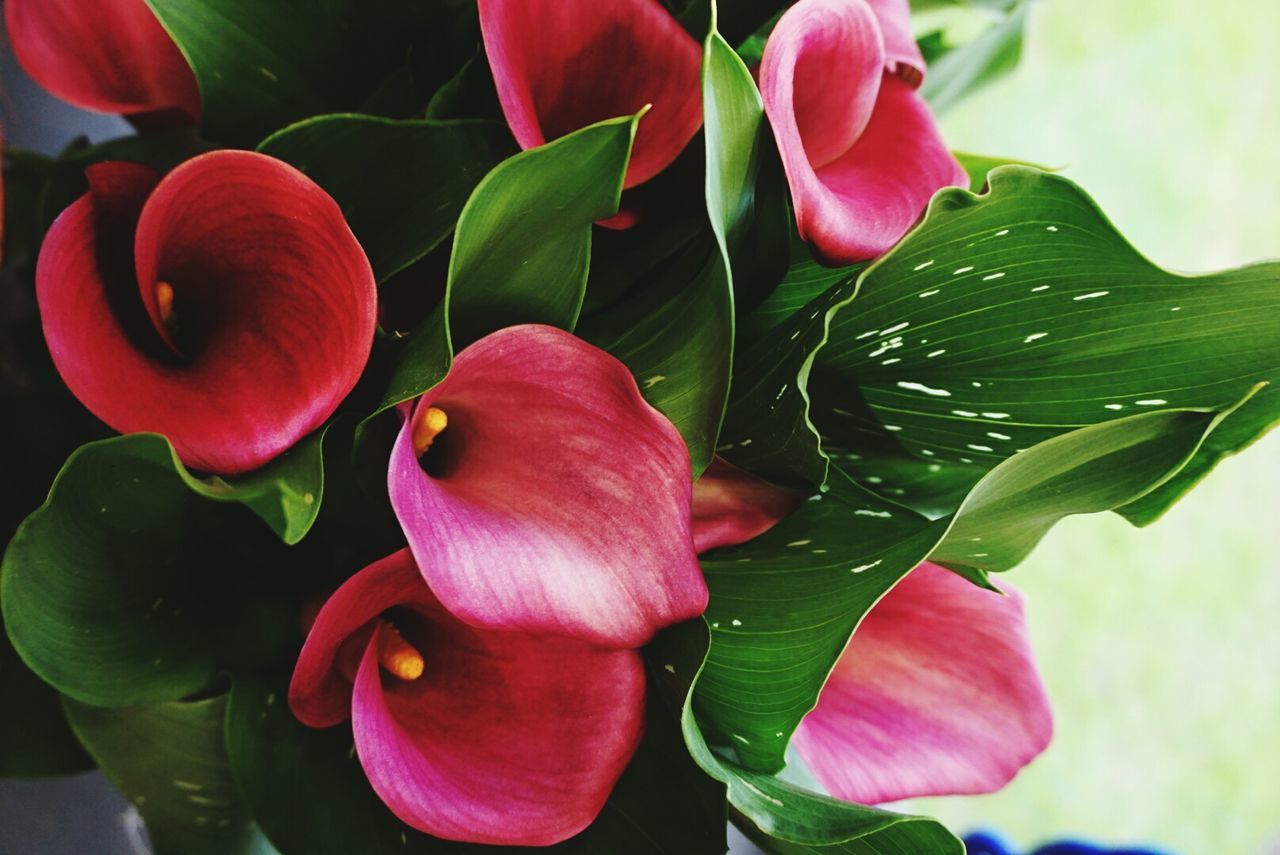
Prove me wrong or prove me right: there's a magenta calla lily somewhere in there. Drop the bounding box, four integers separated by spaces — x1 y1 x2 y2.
791 562 1053 803
478 0 702 191
760 0 968 265
388 324 708 648
289 549 645 846
690 461 1052 804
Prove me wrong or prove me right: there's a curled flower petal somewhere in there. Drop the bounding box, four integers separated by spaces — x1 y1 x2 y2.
388 325 707 648
792 562 1053 804
760 0 967 264
864 0 927 85
5 0 200 125
290 549 645 847
37 150 377 474
691 458 805 553
479 0 702 189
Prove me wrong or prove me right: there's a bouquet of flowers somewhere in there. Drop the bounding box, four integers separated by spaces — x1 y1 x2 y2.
1 0 1274 852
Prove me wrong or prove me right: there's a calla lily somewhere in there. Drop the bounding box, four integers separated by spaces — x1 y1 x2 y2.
692 462 1052 804
289 548 645 846
759 0 968 265
37 151 377 475
5 0 200 127
388 324 708 648
478 0 702 191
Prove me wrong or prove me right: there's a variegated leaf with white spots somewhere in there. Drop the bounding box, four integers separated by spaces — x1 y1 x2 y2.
808 166 1279 520
693 396 1249 773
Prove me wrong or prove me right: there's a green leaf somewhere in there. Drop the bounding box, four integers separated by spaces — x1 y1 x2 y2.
258 115 515 281
581 238 733 477
929 399 1256 573
693 396 1249 771
1 433 318 706
376 115 639 413
654 621 962 853
952 149 1047 193
192 431 328 546
64 694 275 855
920 1 1030 116
582 17 751 475
145 0 437 144
808 167 1279 515
1117 385 1280 525
719 270 858 489
228 665 726 855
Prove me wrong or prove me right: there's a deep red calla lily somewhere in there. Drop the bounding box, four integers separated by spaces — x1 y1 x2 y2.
289 548 645 846
37 151 377 475
692 461 1052 803
388 324 708 648
478 0 702 190
760 0 968 265
5 0 200 126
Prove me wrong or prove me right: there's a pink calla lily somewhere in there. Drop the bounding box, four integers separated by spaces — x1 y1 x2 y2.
289 549 645 846
478 0 702 191
759 0 968 265
692 461 1052 803
388 324 708 648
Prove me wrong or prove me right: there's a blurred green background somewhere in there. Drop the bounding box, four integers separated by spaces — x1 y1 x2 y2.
907 1 1280 852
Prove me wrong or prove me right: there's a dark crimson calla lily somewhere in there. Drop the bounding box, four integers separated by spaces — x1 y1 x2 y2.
478 0 702 191
5 0 200 127
759 0 968 265
37 150 377 475
388 324 708 648
289 548 645 846
692 462 1052 803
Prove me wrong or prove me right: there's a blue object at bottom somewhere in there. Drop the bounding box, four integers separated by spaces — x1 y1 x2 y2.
964 832 1172 855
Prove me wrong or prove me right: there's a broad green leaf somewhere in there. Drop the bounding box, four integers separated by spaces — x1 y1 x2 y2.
920 1 1030 116
258 115 514 281
145 0 437 144
720 263 859 488
191 431 328 546
65 694 275 855
929 400 1255 573
583 18 750 475
0 624 90 776
952 150 1046 192
704 20 792 312
653 621 962 853
377 115 639 413
581 238 733 476
694 398 1248 771
228 667 726 855
738 239 867 343
425 49 505 123
1117 385 1280 524
1 433 317 706
809 167 1279 516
